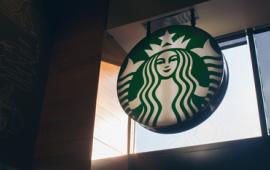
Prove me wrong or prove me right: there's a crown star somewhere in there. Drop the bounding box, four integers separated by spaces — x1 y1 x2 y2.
159 31 176 46
145 30 191 57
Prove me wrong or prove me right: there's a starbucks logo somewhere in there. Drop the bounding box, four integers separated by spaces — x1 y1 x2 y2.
117 25 228 133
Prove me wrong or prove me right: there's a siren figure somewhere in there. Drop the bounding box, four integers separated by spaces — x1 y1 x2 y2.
117 29 223 131
129 48 206 128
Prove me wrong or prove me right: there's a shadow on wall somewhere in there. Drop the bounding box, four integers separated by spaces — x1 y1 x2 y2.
0 163 19 170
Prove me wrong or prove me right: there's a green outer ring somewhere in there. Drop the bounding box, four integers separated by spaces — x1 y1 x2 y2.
117 25 227 134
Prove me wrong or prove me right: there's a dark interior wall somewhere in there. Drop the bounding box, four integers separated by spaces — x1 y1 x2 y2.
33 0 108 170
128 137 270 170
92 156 128 170
0 0 48 169
92 137 270 170
0 0 109 169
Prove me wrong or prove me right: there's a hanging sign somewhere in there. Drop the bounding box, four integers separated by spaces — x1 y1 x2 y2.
117 25 228 133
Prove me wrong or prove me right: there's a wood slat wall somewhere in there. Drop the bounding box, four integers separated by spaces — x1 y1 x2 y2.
33 1 108 169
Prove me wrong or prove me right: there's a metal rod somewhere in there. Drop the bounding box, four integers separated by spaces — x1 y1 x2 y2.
127 117 132 154
190 8 196 27
246 28 268 137
147 21 151 36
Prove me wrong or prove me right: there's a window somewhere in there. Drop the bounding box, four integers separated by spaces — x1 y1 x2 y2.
254 30 270 134
134 44 262 153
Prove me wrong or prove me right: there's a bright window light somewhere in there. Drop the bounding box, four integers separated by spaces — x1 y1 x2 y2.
134 44 262 153
254 31 270 134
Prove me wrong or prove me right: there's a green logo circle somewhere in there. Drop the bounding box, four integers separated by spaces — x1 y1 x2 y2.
117 25 227 133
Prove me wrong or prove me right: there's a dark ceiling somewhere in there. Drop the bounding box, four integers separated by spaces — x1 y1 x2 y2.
107 0 207 29
103 0 270 64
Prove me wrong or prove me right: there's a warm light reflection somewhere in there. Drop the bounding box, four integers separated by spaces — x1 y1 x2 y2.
92 61 128 160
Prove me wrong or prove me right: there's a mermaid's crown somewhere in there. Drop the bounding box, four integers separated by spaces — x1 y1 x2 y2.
145 31 191 57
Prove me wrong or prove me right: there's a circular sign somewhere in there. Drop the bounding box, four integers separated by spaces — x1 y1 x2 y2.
117 25 228 133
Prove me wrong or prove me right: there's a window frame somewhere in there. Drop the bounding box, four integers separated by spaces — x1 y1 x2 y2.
215 26 270 138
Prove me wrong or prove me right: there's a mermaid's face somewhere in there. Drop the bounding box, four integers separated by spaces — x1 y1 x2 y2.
156 51 179 78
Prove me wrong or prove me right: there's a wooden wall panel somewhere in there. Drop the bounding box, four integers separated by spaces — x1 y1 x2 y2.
34 0 108 169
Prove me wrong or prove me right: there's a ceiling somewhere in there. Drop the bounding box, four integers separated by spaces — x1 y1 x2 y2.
107 0 207 29
103 0 270 64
